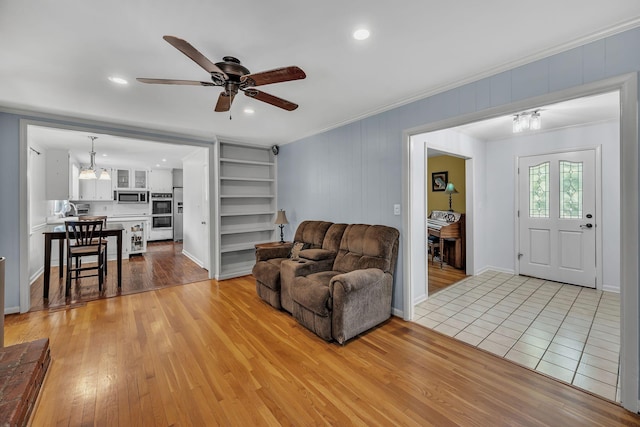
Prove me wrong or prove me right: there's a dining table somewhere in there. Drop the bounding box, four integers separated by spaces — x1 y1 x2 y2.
42 224 124 299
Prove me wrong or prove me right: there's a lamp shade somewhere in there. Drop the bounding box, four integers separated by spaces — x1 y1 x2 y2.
274 209 289 225
444 183 458 194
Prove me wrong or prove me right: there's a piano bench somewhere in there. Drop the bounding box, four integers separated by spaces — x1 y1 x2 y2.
428 240 442 269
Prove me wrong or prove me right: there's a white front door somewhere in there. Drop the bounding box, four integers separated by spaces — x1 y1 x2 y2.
518 149 597 287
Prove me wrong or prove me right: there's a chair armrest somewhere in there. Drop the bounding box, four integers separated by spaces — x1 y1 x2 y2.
329 268 386 294
282 258 334 278
255 243 292 262
329 268 394 344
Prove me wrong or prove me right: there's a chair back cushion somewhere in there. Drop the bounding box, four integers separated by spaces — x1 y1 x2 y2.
333 224 400 274
321 223 348 252
293 221 333 248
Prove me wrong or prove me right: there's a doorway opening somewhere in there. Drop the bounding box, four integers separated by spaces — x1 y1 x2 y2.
22 122 214 312
403 75 637 411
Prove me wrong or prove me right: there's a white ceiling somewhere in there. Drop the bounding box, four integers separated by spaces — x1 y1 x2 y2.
28 125 203 170
455 91 620 142
2 2 640 146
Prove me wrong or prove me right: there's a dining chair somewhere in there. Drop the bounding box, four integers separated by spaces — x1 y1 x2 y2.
79 215 109 275
64 220 106 296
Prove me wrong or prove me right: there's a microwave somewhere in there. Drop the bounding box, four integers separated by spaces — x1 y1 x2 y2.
115 190 149 204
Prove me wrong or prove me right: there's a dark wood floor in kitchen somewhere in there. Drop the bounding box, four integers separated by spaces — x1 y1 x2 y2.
30 241 210 311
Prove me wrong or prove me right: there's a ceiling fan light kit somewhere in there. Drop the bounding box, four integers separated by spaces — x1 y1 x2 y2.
137 36 306 114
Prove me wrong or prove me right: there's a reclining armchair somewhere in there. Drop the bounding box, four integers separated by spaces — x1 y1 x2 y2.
252 220 333 309
289 224 400 344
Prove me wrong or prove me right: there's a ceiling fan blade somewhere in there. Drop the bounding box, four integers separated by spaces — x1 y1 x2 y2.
241 66 306 87
243 89 298 111
137 78 216 86
163 35 228 79
215 92 235 112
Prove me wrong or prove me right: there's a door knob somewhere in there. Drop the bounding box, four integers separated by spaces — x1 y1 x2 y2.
580 223 593 229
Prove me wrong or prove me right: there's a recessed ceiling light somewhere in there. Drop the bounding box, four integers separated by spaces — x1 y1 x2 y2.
353 28 370 41
102 153 107 157
108 76 128 85
244 108 254 114
162 158 167 162
156 164 160 167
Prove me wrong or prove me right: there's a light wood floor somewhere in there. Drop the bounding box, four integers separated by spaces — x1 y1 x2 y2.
5 276 638 426
30 241 209 311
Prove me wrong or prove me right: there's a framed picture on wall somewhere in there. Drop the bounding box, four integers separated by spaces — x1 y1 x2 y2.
432 171 448 192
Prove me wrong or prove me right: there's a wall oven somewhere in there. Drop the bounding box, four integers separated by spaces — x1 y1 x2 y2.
152 215 172 229
152 198 172 215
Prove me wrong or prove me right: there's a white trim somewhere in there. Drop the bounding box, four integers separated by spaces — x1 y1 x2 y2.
413 294 427 306
181 249 203 268
475 266 516 276
602 284 620 294
4 306 20 315
391 308 404 318
403 73 638 412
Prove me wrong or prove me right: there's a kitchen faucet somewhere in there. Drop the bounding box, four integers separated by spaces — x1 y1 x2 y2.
68 202 77 217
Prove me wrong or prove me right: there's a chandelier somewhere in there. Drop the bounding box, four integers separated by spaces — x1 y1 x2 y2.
79 136 111 180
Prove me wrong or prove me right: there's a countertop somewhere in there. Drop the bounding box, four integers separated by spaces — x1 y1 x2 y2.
46 215 151 225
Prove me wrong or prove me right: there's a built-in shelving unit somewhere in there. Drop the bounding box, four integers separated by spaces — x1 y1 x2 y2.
216 141 277 279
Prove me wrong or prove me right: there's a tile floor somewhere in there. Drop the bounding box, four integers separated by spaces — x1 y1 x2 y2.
414 270 621 401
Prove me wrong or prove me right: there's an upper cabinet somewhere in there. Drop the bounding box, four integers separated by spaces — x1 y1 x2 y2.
45 149 78 200
149 169 173 193
114 168 148 190
78 175 112 201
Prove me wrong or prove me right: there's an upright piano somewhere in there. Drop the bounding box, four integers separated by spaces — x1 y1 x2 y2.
427 210 465 269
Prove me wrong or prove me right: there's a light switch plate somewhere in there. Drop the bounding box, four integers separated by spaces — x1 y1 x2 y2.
393 204 401 215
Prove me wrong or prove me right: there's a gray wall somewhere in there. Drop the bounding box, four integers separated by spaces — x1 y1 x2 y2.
278 26 640 313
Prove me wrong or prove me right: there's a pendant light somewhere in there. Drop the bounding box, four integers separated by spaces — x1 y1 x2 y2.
79 136 111 180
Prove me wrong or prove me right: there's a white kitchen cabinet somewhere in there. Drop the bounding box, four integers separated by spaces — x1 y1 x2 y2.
45 149 78 200
78 172 113 201
149 169 173 192
114 168 148 190
216 141 276 280
106 219 149 258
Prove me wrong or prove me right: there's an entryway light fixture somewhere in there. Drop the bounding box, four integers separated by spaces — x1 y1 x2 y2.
513 110 541 133
79 136 111 180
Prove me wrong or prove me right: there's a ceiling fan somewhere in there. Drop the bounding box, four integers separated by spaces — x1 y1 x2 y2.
137 36 306 112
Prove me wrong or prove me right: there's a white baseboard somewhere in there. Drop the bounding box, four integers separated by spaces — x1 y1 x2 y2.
29 266 44 286
475 266 516 275
392 308 404 318
4 306 20 315
182 249 203 268
413 293 427 305
602 284 621 293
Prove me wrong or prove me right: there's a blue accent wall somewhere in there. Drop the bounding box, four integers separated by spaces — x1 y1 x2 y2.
278 26 640 312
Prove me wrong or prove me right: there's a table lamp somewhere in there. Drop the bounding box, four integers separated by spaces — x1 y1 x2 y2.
274 209 289 243
445 183 458 212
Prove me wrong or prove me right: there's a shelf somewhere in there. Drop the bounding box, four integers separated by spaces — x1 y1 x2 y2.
220 211 275 217
220 158 274 166
220 225 275 235
220 176 274 182
220 241 273 253
218 142 276 279
219 194 274 199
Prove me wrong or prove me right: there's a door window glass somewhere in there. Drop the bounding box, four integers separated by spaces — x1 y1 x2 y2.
529 162 550 218
560 160 583 219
